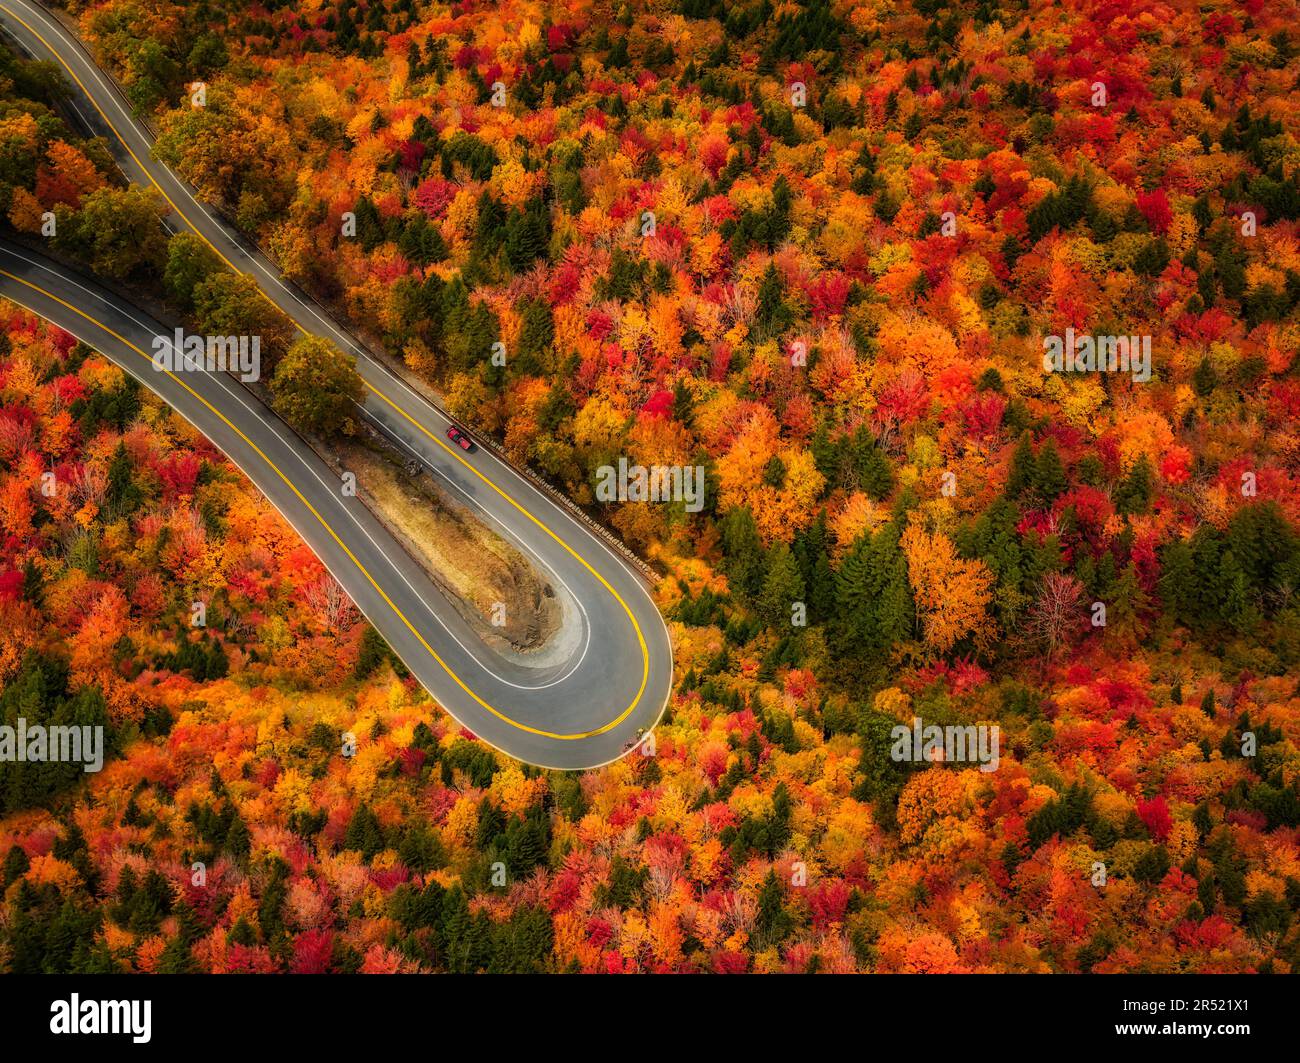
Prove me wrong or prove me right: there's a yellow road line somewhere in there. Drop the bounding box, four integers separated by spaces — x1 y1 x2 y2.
0 4 192 222
365 382 650 636
0 267 650 740
0 1 659 737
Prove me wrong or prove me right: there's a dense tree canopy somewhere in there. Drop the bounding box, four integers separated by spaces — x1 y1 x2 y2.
1 0 1299 974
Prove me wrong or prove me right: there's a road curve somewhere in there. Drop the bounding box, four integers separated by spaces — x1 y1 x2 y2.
0 1 674 770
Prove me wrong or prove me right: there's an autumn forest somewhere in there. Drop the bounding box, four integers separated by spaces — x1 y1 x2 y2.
1 0 1299 978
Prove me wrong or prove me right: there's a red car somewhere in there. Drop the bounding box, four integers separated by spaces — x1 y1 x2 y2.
445 425 476 453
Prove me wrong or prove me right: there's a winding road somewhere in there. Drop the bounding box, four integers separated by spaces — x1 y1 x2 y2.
0 0 673 770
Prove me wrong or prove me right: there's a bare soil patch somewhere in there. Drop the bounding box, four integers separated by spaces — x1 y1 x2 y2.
335 438 561 655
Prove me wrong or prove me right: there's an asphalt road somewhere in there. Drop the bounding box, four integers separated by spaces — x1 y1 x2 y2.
0 1 673 770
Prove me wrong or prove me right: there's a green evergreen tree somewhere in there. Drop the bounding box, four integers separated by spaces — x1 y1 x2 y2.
834 524 914 667
157 934 200 974
759 542 806 630
1192 356 1218 397
1219 549 1258 632
1115 455 1154 516
505 813 548 877
3 843 30 887
515 299 554 374
957 497 1030 632
793 513 836 623
105 441 141 514
755 868 793 943
504 201 549 273
721 507 766 602
847 426 894 500
1189 526 1225 627
1033 439 1068 503
754 262 792 334
1006 432 1036 499
1109 562 1149 642
1157 537 1196 626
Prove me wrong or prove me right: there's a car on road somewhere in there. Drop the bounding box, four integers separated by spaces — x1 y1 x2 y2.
446 425 476 452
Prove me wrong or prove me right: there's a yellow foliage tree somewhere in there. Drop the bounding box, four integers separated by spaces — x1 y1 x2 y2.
901 524 995 654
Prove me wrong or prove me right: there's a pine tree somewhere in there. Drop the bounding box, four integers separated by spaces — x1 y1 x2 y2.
1115 455 1154 516
794 513 836 623
1157 537 1196 627
227 917 256 947
157 934 200 974
474 798 505 849
505 814 547 876
754 262 791 333
352 196 385 250
835 525 914 665
441 276 498 371
1033 439 1067 502
760 542 806 630
876 527 916 649
3 844 30 887
1109 562 1149 643
1006 432 1036 499
958 497 1030 632
173 898 204 946
504 201 548 273
472 190 506 251
811 423 838 480
849 425 894 500
398 214 447 265
440 273 471 335
225 812 251 859
106 441 141 514
1225 503 1300 604
1193 356 1218 396
515 299 554 374
721 507 766 602
1190 526 1225 627
1219 549 1258 632
755 869 793 943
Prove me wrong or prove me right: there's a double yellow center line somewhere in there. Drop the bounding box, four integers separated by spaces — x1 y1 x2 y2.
0 1 652 741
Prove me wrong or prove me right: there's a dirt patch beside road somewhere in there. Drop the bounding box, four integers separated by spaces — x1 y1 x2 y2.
336 439 562 655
